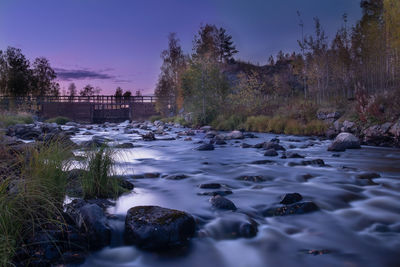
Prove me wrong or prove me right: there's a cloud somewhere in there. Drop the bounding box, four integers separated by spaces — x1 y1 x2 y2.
55 67 115 81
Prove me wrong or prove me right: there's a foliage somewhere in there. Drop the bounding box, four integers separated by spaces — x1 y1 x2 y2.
81 146 124 199
45 116 70 125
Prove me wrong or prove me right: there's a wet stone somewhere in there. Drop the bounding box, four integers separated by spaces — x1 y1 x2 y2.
197 143 215 151
264 149 278 156
124 206 196 250
199 183 222 189
280 193 303 204
132 173 161 179
286 152 305 158
236 175 268 182
288 159 325 167
198 190 233 196
210 195 237 211
241 143 252 148
356 172 381 179
263 142 285 151
250 160 276 165
115 142 134 148
165 174 189 180
262 201 319 217
215 139 227 145
142 132 156 141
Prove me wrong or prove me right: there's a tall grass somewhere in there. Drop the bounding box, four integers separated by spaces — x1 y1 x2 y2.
0 111 34 127
0 179 21 266
81 146 124 199
0 141 73 265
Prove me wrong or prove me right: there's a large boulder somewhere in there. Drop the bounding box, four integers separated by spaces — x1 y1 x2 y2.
363 123 394 146
389 120 400 137
125 206 196 250
328 132 361 152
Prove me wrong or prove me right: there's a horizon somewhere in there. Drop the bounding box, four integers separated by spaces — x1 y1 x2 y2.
0 0 361 94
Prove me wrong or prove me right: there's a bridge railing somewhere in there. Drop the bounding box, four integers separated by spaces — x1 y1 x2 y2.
0 95 158 110
39 95 157 104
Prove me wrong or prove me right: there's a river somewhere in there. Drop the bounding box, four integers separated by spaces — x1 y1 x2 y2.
67 121 400 267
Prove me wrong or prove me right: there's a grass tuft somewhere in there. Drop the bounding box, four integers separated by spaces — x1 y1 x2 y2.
45 116 70 125
81 146 125 199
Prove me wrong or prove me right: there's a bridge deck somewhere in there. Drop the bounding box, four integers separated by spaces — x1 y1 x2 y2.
0 95 163 123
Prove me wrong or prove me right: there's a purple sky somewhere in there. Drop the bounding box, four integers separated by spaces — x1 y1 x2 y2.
0 0 362 95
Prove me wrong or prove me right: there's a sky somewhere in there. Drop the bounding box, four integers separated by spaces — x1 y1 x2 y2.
0 0 362 95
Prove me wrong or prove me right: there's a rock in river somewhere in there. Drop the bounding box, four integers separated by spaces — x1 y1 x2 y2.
280 193 303 204
264 148 278 156
262 201 319 217
197 143 215 151
328 132 361 152
124 206 196 250
142 132 156 141
210 195 237 211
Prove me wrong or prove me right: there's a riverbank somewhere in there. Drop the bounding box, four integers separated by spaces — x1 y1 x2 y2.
152 112 400 149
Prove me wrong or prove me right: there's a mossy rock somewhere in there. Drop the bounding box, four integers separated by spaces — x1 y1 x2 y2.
125 206 196 250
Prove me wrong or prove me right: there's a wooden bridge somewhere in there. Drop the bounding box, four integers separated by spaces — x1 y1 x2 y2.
0 95 165 123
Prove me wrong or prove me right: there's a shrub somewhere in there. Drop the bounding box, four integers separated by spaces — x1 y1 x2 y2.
81 147 125 199
149 115 162 122
303 120 328 136
284 119 304 135
211 114 246 131
268 116 286 133
45 116 70 125
244 116 270 132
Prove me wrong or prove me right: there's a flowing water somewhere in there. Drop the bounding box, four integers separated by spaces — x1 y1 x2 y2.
67 122 400 267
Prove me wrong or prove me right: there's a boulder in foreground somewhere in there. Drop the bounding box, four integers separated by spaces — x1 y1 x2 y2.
125 206 196 250
328 132 361 152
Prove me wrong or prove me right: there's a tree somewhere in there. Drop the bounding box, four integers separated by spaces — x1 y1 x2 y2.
181 57 229 124
155 33 186 115
123 90 132 98
217 27 238 63
31 57 57 96
67 82 77 98
0 47 32 96
115 87 123 97
193 24 238 63
79 84 96 96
